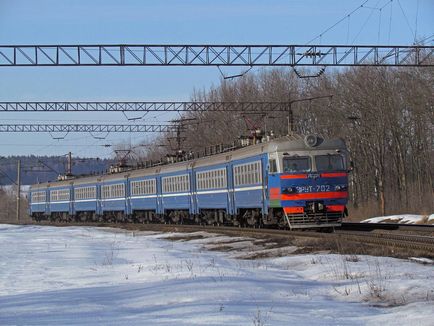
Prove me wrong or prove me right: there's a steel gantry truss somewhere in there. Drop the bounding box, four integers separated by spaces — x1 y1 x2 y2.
0 101 293 112
0 124 177 133
0 44 432 67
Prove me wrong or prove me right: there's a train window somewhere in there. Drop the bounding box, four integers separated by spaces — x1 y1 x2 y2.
32 191 46 203
101 184 124 198
196 169 226 190
76 186 96 200
163 175 189 193
269 159 277 173
102 186 107 198
315 154 345 172
244 166 248 184
282 157 310 173
59 189 70 201
234 161 262 186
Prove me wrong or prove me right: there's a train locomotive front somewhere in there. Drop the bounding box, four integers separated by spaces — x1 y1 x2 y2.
266 135 349 229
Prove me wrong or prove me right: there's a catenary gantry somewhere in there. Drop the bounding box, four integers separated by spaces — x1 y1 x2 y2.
0 44 432 67
0 101 293 112
0 124 177 133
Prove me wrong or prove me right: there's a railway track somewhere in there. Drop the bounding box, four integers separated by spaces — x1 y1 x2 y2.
334 230 434 253
26 220 434 257
209 226 434 254
341 222 434 233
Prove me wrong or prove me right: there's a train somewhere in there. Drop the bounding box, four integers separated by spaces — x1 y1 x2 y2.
29 134 350 229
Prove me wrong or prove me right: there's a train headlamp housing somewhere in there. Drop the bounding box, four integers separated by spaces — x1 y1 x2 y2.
304 134 322 148
282 186 297 194
335 185 348 192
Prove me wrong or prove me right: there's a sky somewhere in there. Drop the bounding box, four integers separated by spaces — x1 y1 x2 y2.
0 0 432 159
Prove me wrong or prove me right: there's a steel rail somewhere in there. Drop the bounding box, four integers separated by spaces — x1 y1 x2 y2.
29 221 434 253
341 222 434 233
335 231 434 252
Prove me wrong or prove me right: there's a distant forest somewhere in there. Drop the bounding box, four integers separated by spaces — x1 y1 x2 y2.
0 156 115 185
145 65 433 217
1 63 432 219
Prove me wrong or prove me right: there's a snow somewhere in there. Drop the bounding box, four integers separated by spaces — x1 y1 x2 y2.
409 257 434 265
362 214 434 224
0 224 433 325
0 185 30 192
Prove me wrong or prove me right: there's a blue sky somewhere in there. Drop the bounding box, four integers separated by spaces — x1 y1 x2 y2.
0 0 432 158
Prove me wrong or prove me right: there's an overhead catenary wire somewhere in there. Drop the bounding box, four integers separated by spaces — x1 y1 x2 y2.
397 0 415 41
306 0 370 45
388 0 393 44
414 0 419 43
351 0 382 44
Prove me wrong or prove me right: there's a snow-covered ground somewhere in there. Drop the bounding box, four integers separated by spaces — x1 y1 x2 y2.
0 185 30 196
362 214 434 224
0 225 433 325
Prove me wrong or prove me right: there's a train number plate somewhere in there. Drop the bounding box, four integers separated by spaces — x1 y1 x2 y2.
295 185 331 193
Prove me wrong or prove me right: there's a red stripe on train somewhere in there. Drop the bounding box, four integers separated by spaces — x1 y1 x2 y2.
281 191 348 200
283 207 304 214
280 174 308 179
269 187 280 196
327 205 345 212
320 172 347 178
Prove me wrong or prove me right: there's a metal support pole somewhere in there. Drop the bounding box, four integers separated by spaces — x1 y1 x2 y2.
16 159 21 223
67 152 72 176
287 103 293 136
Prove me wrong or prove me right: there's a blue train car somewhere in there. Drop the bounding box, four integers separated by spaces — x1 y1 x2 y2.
73 176 99 221
29 135 350 229
128 167 159 223
100 175 127 221
29 186 48 220
48 185 72 219
159 162 193 223
194 161 230 225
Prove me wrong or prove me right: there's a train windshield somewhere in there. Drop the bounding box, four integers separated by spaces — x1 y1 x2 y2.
315 154 345 171
282 156 311 173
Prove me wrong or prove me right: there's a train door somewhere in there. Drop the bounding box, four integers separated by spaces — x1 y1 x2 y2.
125 177 131 216
189 168 196 215
45 188 50 217
156 175 163 215
227 163 235 216
69 184 74 216
261 155 268 217
96 182 101 216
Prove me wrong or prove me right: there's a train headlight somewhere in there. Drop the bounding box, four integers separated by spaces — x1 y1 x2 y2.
282 187 297 194
304 134 323 147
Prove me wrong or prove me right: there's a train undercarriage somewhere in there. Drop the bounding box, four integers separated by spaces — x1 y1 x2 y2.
32 207 344 229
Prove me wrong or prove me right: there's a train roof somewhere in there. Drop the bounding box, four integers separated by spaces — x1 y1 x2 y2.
29 135 346 190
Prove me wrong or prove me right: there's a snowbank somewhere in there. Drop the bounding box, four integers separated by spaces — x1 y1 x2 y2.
362 214 434 224
0 225 433 325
